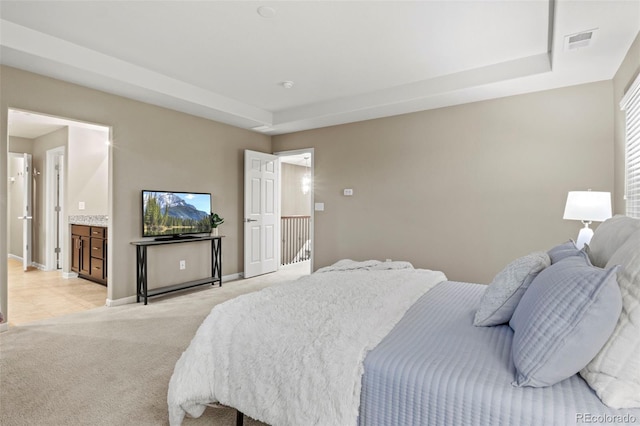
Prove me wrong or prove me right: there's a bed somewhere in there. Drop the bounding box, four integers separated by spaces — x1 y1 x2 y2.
168 215 640 425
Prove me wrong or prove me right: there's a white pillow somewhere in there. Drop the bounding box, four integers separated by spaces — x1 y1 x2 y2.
473 252 550 327
580 229 640 408
587 215 640 268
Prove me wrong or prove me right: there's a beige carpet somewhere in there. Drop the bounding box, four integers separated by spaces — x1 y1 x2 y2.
0 266 308 426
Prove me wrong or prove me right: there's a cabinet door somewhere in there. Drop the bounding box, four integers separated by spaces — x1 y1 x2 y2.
90 258 105 280
80 236 91 275
71 234 81 273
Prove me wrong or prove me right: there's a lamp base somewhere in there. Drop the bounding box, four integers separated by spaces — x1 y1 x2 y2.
575 224 594 250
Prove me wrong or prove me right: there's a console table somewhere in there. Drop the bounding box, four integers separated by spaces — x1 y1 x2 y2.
131 236 223 305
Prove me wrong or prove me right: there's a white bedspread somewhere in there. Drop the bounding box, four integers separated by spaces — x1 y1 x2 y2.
167 260 446 426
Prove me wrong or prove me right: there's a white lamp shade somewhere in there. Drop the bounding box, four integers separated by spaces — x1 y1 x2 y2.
563 191 612 222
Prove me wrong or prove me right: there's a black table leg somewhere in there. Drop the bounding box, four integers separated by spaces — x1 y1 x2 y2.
236 411 244 426
135 245 148 303
136 245 148 305
211 238 222 287
143 245 148 304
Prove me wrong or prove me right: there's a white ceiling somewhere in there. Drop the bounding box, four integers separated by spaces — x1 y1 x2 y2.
7 109 110 140
1 1 639 137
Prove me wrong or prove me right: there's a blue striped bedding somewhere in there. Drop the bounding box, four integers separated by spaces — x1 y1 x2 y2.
359 281 640 426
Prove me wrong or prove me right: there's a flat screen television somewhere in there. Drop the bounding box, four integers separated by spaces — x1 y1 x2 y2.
142 190 211 239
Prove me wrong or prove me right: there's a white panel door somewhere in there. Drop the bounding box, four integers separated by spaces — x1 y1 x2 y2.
21 153 33 271
244 150 280 278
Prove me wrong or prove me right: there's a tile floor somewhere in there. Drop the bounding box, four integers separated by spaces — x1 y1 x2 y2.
6 259 311 326
6 258 107 326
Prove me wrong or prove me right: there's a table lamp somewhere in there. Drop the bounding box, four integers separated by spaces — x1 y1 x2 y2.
563 190 612 249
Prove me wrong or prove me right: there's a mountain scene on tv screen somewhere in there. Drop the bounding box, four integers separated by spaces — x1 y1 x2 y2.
143 192 210 236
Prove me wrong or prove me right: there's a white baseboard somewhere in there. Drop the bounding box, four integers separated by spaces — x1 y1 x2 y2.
223 273 242 282
7 255 48 271
104 273 243 307
1 272 246 330
106 296 137 307
32 262 46 270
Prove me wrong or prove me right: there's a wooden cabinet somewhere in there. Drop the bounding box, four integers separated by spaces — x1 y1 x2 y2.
71 225 90 275
71 224 107 285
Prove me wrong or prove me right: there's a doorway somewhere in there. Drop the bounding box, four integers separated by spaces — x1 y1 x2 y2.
7 152 31 268
277 148 314 276
6 109 110 325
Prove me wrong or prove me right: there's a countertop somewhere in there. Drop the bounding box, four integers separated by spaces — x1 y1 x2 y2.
68 215 108 227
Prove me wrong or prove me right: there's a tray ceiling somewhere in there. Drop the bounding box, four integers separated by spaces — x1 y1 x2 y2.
1 1 639 136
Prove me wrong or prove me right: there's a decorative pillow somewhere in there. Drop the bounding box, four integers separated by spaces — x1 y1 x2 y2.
587 215 640 268
509 251 622 387
473 252 550 327
547 240 580 264
581 228 640 408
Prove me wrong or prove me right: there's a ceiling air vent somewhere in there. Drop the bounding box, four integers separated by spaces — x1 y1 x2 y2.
564 28 598 51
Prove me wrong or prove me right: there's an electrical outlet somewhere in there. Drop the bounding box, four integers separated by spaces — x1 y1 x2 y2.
179 260 186 270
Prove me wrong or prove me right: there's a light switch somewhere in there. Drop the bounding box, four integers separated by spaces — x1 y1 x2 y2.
344 188 353 196
315 202 325 211
78 201 85 210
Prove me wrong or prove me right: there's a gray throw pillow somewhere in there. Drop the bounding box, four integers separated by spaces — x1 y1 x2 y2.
509 251 622 387
473 252 550 327
547 240 581 264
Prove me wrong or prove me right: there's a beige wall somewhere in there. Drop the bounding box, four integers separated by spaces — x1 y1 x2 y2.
8 136 33 154
613 32 640 215
281 163 311 216
67 127 109 216
1 44 636 321
273 82 614 283
1 66 271 316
